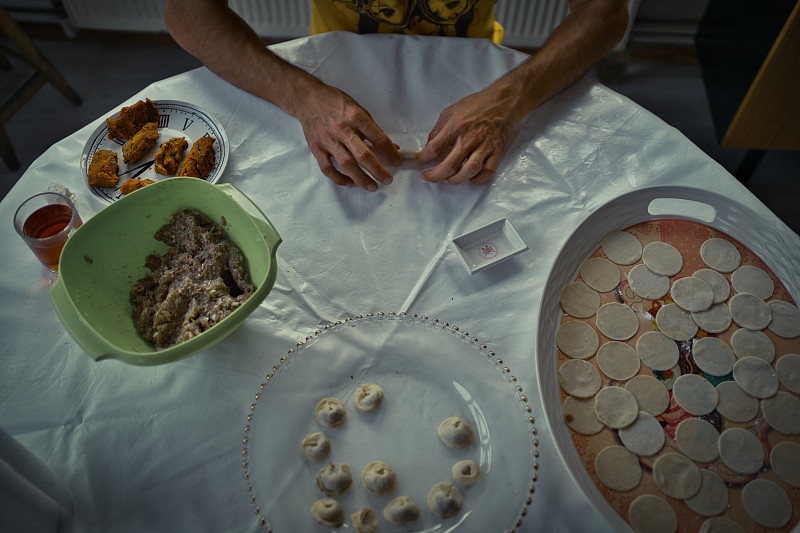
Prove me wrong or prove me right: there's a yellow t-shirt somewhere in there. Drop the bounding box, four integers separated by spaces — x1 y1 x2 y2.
310 0 504 44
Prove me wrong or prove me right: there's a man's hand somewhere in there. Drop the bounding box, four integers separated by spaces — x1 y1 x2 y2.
295 83 402 192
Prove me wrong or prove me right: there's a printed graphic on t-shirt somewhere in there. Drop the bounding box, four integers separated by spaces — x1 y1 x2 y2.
334 0 479 37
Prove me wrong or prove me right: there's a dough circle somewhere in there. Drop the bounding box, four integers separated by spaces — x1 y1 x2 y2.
684 469 728 517
558 359 602 398
597 341 641 381
768 300 800 338
729 293 772 331
692 268 731 303
580 257 621 292
733 356 779 398
361 461 398 496
730 328 775 363
618 411 665 457
692 337 735 377
672 374 718 416
731 265 774 300
426 482 463 519
741 478 792 529
642 241 683 276
770 441 800 487
354 383 384 412
718 428 764 475
636 331 679 371
761 391 800 435
655 303 698 341
451 459 482 485
700 238 741 273
594 386 638 429
715 381 759 423
625 375 669 416
628 264 670 301
315 398 347 428
776 353 800 394
601 231 642 265
699 517 744 533
671 276 714 312
691 303 732 334
560 282 601 318
675 417 719 463
562 396 604 435
596 302 639 341
652 453 701 499
595 445 642 491
556 321 600 359
628 494 678 533
437 417 475 449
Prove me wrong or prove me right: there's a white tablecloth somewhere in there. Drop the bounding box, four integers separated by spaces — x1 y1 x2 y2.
1 32 798 533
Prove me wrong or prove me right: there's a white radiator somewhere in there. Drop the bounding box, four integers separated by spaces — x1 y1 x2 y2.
61 0 637 49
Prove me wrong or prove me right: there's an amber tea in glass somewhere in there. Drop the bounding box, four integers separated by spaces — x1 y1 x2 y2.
14 192 82 273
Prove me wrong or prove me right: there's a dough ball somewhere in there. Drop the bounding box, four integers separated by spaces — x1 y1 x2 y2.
354 383 384 412
301 432 331 462
437 417 474 449
625 375 669 417
652 452 701 499
595 445 642 491
350 507 379 533
636 331 679 372
692 268 731 303
361 461 398 496
741 479 792 529
557 320 600 359
700 238 741 273
601 230 642 265
558 359 602 398
315 398 347 428
671 276 714 312
580 257 621 292
563 396 605 435
595 302 639 341
311 498 345 527
594 386 638 429
730 265 774 300
560 282 601 318
656 303 698 341
383 496 420 525
628 264 670 301
768 300 800 338
426 482 463 519
316 463 353 496
718 428 764 475
642 241 683 276
452 459 482 485
628 494 678 533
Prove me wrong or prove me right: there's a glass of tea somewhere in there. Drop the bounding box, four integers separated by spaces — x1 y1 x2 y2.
13 192 83 273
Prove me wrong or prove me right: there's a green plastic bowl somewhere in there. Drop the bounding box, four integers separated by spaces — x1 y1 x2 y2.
50 177 281 365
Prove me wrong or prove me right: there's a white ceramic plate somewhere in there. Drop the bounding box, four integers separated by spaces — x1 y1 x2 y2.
242 313 538 532
80 100 229 203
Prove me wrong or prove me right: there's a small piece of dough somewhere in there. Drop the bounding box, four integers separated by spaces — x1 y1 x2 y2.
656 303 698 341
692 303 732 334
730 328 775 363
625 375 669 416
767 300 800 338
350 507 379 533
741 479 792 529
452 460 482 485
602 231 642 265
437 417 474 449
383 496 420 525
636 331 679 371
426 483 463 519
675 417 719 463
642 241 683 276
715 381 759 423
671 276 714 312
692 337 735 377
361 461 398 496
580 257 621 292
301 432 331 462
628 264 670 300
731 265 774 300
317 463 353 496
762 391 800 434
355 383 384 412
718 428 764 474
628 494 678 533
692 268 731 303
311 498 345 527
594 386 638 429
315 398 346 427
562 396 604 435
672 374 718 415
558 359 602 398
699 517 744 533
560 282 601 318
700 238 741 272
618 411 665 457
733 356 778 398
595 445 642 491
776 353 800 393
729 293 772 331
596 302 639 341
685 469 728 517
556 321 599 359
597 341 640 381
771 441 800 487
652 453 701 499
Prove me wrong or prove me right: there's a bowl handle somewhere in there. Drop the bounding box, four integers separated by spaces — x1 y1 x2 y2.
216 183 282 250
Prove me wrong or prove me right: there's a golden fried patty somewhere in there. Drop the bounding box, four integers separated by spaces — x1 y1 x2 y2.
106 98 159 141
176 136 216 178
122 122 159 165
154 137 189 175
87 149 120 188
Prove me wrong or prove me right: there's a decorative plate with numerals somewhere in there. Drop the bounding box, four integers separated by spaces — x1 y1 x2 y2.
80 100 229 203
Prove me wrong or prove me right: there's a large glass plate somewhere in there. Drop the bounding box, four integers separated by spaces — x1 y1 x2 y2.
241 313 539 532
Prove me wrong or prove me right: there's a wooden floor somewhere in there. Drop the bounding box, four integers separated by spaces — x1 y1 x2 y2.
1 29 798 234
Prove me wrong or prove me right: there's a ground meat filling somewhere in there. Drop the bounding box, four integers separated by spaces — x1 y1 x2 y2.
130 209 255 349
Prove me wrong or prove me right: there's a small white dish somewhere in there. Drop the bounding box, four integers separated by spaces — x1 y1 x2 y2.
452 218 528 274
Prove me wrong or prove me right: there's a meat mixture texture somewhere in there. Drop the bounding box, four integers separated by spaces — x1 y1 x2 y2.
130 209 255 350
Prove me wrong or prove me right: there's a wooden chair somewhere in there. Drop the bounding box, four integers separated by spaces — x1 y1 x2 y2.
0 7 82 171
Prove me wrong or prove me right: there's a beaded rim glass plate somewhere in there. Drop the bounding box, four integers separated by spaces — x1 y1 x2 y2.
241 313 539 532
80 100 229 203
